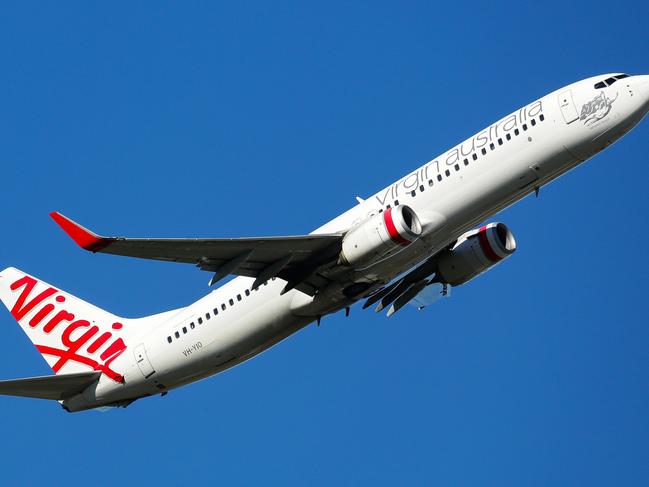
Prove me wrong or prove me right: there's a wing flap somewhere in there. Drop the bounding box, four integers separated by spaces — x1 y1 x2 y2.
0 371 101 400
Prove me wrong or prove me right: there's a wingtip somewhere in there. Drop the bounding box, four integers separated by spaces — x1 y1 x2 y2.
50 212 113 252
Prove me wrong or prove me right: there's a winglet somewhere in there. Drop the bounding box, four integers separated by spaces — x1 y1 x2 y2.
49 212 114 252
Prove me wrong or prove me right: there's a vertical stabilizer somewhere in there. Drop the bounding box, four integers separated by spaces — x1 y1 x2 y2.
0 267 130 383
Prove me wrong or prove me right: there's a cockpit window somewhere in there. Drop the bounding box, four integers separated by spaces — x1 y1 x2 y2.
594 74 630 89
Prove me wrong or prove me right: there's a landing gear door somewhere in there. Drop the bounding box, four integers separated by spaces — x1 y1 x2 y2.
134 343 155 378
558 90 579 123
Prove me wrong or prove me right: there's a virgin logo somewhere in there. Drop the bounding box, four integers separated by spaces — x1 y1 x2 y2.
9 276 126 383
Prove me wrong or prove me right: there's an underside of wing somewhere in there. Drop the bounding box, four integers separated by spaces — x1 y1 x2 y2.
362 256 451 317
50 212 343 295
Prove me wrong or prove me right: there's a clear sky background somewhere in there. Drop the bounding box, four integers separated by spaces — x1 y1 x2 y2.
0 2 647 485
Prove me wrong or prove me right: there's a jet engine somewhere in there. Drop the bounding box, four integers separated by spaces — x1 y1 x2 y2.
435 222 516 286
340 205 422 268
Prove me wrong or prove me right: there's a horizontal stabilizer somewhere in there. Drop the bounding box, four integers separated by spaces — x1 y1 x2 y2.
0 371 100 400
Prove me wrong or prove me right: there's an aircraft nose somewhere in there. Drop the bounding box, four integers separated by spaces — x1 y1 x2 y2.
634 74 649 107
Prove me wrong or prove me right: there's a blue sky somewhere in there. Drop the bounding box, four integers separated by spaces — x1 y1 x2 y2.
1 2 648 485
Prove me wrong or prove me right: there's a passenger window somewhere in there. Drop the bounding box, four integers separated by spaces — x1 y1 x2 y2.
190 322 195 329
463 158 469 166
531 119 536 126
472 153 478 161
506 133 511 140
437 174 442 182
481 148 487 155
167 336 172 343
175 331 180 338
221 303 226 311
182 327 187 334
539 114 545 122
214 308 218 315
489 143 495 150
428 179 434 186
394 200 399 205
410 190 416 197
245 289 250 296
229 299 234 306
419 185 424 192
454 164 460 171
445 169 450 177
198 317 203 325
237 294 242 301
514 128 520 136
206 313 210 320
522 124 528 131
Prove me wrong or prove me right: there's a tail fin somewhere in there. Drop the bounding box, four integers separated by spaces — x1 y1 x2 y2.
0 267 128 382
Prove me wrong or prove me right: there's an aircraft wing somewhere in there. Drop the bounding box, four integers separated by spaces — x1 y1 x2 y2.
50 212 343 295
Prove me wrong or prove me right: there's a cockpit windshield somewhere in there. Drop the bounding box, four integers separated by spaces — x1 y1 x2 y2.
594 74 630 89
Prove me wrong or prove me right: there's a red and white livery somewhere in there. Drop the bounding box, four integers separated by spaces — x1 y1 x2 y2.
1 72 648 411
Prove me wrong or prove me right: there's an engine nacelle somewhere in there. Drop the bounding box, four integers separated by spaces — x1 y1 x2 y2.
436 222 516 286
340 205 422 268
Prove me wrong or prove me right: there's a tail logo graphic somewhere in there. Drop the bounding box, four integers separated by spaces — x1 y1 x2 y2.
9 276 126 382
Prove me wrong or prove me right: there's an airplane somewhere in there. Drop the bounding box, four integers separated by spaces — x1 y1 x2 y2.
1 73 647 412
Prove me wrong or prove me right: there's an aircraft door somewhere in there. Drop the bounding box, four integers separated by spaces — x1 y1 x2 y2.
134 343 155 378
558 90 580 123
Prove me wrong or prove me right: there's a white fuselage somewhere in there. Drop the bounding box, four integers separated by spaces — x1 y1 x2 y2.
64 73 649 411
